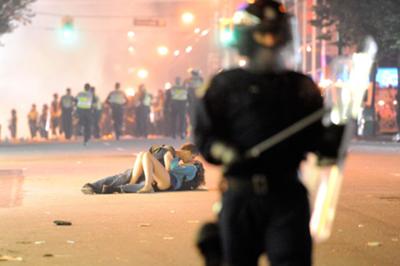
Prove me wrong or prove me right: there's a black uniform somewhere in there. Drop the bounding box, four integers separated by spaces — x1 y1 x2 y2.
195 68 325 266
60 94 75 140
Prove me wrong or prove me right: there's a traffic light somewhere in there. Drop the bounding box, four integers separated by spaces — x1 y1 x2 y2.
219 18 235 47
60 16 76 43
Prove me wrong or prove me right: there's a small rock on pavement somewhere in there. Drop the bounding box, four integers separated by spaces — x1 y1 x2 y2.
43 254 54 258
54 220 72 226
34 240 46 245
66 240 75 244
367 242 382 247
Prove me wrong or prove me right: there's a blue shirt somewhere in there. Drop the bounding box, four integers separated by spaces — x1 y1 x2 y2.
169 158 197 190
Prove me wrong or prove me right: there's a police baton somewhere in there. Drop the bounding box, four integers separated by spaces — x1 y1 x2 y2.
244 108 326 159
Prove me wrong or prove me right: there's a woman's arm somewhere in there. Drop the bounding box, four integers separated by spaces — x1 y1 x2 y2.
163 151 175 171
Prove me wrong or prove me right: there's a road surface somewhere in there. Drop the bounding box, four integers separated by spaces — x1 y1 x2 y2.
0 139 399 265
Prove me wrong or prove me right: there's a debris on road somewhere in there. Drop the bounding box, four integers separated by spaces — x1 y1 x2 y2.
0 255 23 261
54 220 72 226
358 224 364 228
16 241 31 245
66 240 75 244
138 223 151 227
391 238 399 242
43 254 54 258
367 242 382 247
34 240 46 245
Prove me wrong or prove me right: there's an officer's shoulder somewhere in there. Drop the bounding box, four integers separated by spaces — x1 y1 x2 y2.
196 68 244 98
284 71 314 82
214 68 246 82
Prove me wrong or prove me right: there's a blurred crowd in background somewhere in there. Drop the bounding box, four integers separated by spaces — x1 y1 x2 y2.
2 69 204 144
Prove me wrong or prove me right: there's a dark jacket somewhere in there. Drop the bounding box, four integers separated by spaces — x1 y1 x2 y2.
194 68 332 179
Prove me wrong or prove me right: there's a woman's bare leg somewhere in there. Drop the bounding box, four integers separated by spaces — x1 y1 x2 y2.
139 152 171 192
128 152 145 184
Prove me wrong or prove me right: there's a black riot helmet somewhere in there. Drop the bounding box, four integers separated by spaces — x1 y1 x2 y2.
232 0 294 58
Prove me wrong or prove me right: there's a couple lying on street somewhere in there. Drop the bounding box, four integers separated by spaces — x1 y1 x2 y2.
81 143 205 194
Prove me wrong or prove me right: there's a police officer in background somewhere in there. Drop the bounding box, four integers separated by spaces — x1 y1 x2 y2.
76 83 93 145
195 1 343 265
135 84 152 138
106 82 128 140
60 88 75 140
185 69 204 135
170 76 188 139
91 86 102 139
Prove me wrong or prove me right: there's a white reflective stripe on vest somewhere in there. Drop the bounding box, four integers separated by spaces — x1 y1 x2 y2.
143 94 152 106
61 96 74 108
109 91 126 105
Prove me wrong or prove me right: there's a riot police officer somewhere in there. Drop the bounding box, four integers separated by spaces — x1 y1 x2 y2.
194 1 343 265
60 88 75 140
106 82 128 140
170 77 188 139
76 83 93 145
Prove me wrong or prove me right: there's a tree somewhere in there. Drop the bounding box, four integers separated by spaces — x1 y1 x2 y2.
311 0 400 64
0 0 36 39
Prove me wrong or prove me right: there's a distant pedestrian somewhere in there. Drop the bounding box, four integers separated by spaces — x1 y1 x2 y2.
185 69 204 135
91 86 103 139
395 88 400 142
76 83 93 145
60 88 75 140
163 86 173 137
135 84 152 138
9 109 17 140
152 89 165 135
106 82 128 140
39 104 49 139
50 93 61 137
170 77 188 139
27 104 39 140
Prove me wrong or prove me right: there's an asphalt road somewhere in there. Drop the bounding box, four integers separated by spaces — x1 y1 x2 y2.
0 138 399 266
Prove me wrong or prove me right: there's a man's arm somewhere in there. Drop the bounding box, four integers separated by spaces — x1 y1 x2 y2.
163 151 175 171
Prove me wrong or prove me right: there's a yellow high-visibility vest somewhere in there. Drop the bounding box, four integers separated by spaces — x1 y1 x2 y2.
76 92 93 109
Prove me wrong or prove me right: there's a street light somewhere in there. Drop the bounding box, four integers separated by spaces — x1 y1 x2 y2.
157 46 169 56
127 31 135 39
174 50 180 57
164 82 172 90
238 59 247 67
125 87 135 97
137 68 149 79
200 29 210 36
185 46 193 53
181 12 195 25
128 46 135 54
